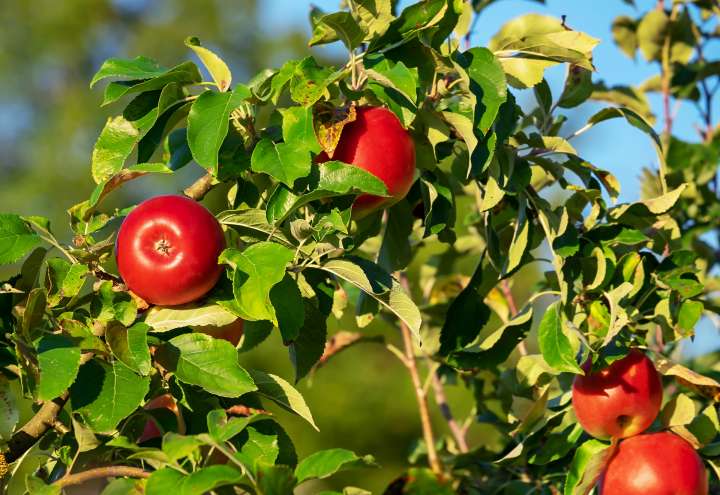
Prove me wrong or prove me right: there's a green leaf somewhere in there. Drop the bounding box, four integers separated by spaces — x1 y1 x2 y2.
70 360 150 433
37 334 81 401
160 333 256 398
90 116 140 184
609 184 686 222
365 55 419 105
311 12 366 50
439 261 494 356
250 138 311 187
0 214 41 266
249 369 318 430
678 300 703 333
564 439 613 495
101 478 145 495
265 161 388 224
315 257 421 340
290 57 337 107
0 378 19 441
147 465 243 495
289 301 328 383
270 275 305 344
456 47 508 133
296 449 375 484
218 208 294 247
280 106 322 153
256 465 297 495
349 0 393 39
401 468 455 495
106 322 152 376
187 86 251 173
558 66 593 108
185 37 232 91
88 163 174 209
235 426 279 472
220 242 295 324
637 10 668 62
72 416 100 454
145 469 184 495
538 301 582 374
145 304 238 332
612 16 638 59
447 308 534 370
90 55 166 88
101 61 201 106
22 287 47 341
162 432 203 462
660 393 696 427
207 409 257 443
45 258 88 306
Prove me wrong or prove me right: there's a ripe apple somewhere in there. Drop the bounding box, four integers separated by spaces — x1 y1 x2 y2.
317 106 416 216
572 349 662 439
138 393 185 443
193 318 244 346
600 431 708 495
116 195 226 306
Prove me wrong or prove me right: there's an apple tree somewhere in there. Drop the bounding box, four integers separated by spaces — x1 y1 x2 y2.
0 0 719 493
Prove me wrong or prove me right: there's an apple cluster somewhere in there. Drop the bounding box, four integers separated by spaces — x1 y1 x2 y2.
572 350 708 494
114 105 415 442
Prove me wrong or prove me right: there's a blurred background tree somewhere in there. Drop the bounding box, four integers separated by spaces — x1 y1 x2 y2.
0 0 717 492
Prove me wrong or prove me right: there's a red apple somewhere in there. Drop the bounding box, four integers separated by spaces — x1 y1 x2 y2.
572 349 662 439
138 393 185 443
317 106 416 216
193 319 244 346
600 432 708 495
116 195 226 306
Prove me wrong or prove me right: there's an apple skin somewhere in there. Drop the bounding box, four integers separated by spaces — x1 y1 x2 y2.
317 106 416 217
193 319 244 346
599 432 708 495
116 195 226 306
138 393 186 443
572 349 662 439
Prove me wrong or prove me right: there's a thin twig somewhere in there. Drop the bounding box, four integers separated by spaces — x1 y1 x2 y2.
399 317 444 476
501 279 527 356
430 372 469 453
397 274 443 477
53 466 150 488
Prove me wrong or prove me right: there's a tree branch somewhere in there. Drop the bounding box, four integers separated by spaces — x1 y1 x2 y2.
6 391 69 463
53 466 150 488
6 353 93 463
184 173 215 201
430 372 469 453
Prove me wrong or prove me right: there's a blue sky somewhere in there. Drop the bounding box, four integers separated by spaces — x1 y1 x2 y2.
260 0 720 357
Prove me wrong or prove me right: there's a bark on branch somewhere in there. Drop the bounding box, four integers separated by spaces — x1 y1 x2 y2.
184 172 215 201
6 391 69 463
53 466 150 488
